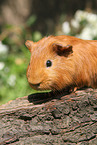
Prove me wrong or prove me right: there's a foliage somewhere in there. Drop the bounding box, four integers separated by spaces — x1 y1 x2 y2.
61 10 97 40
0 15 42 104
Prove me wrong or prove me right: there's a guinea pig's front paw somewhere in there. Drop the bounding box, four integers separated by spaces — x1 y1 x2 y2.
69 87 78 93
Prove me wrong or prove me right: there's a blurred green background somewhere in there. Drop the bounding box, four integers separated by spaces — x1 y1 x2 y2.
0 0 97 104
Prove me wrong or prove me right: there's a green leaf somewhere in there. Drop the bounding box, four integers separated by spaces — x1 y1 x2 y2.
26 15 37 26
32 31 42 42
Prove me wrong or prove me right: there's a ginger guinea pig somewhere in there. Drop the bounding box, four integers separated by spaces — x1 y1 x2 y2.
25 35 97 91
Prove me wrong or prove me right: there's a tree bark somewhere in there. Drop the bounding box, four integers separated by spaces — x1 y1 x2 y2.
0 88 97 144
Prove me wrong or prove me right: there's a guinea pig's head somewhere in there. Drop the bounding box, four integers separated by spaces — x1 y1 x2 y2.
25 36 73 91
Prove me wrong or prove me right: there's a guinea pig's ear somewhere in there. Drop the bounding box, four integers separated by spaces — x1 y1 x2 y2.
52 43 73 57
25 40 34 52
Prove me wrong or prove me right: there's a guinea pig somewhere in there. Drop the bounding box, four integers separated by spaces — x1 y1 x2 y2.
25 35 97 91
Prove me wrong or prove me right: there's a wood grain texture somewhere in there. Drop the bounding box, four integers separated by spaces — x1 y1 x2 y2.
0 88 97 144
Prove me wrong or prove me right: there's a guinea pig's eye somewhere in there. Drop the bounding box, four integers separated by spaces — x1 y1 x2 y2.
46 60 52 67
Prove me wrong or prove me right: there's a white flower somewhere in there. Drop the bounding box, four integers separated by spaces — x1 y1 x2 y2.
75 10 97 24
61 10 97 40
86 13 97 24
62 21 71 34
0 62 5 70
75 10 86 22
71 19 80 29
77 26 93 40
91 27 97 37
7 75 16 87
0 41 9 55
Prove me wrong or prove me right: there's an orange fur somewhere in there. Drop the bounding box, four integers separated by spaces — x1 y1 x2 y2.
25 35 97 91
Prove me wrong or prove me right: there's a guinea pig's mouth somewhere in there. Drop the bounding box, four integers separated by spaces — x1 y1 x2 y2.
29 82 52 91
29 82 41 89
